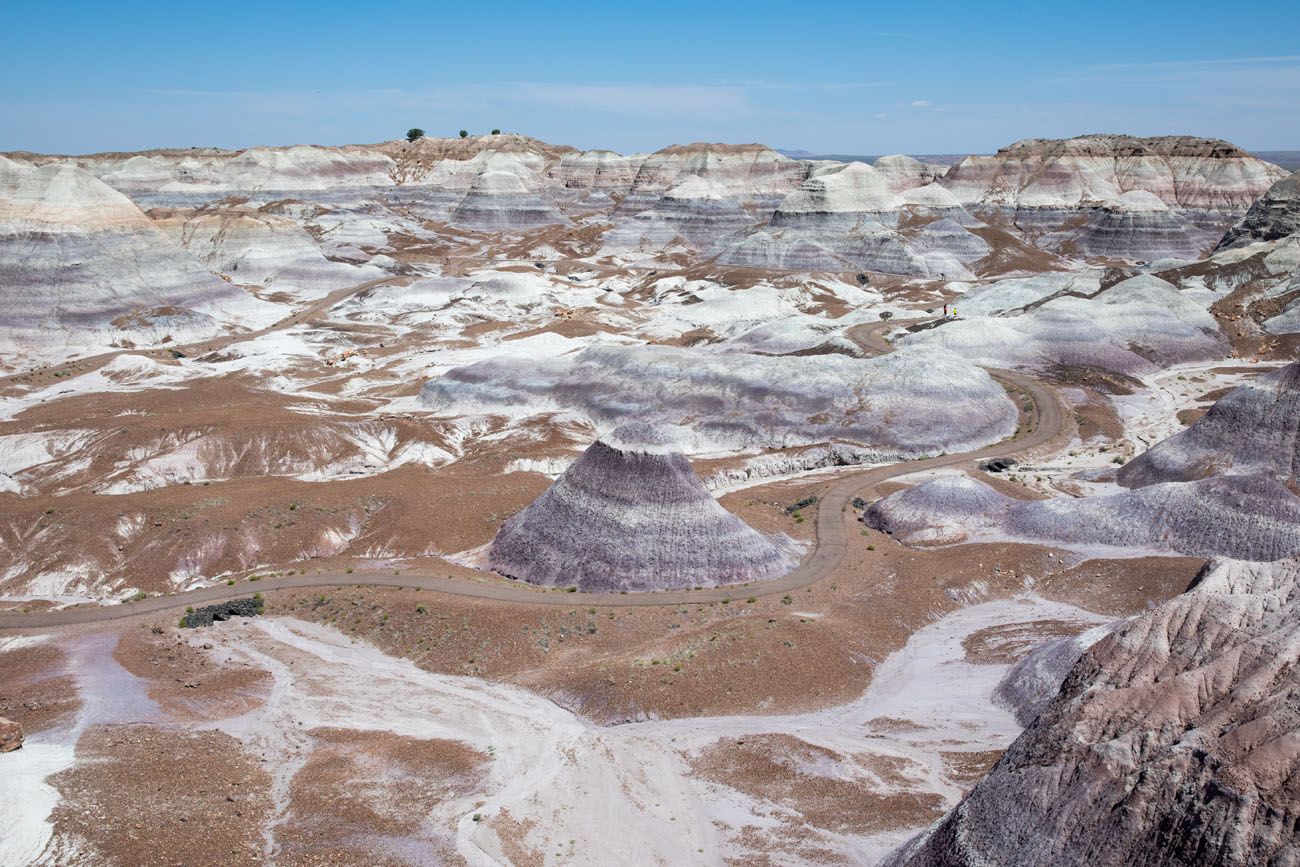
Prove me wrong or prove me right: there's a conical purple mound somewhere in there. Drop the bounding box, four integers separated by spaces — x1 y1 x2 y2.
488 423 801 592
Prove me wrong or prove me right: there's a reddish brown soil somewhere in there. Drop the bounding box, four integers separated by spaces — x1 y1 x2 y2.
693 732 946 834
491 809 546 867
939 750 1004 785
962 618 1096 665
1035 555 1205 616
0 641 79 734
276 728 487 866
47 724 273 866
112 627 271 721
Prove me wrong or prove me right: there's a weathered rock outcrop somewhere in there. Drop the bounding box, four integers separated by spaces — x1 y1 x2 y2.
448 169 565 230
942 135 1287 211
0 716 22 752
0 156 272 365
864 473 1300 561
716 161 988 277
939 135 1288 261
1216 170 1300 250
993 622 1119 726
900 273 1226 375
181 596 263 628
602 143 808 252
151 206 382 301
420 343 1019 456
487 422 801 591
887 557 1300 867
1120 362 1300 488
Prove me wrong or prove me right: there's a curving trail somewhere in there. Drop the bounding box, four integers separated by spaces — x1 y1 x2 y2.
0 317 1064 629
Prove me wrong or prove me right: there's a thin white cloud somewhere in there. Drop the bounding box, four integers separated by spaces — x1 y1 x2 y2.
1046 54 1300 87
725 79 895 92
911 100 932 108
506 83 750 118
1090 54 1300 71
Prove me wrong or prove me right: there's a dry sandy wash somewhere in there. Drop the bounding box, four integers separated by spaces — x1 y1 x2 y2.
1 131 1299 866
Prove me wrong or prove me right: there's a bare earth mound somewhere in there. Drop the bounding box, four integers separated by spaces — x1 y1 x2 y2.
887 557 1300 867
487 422 801 591
1120 361 1300 487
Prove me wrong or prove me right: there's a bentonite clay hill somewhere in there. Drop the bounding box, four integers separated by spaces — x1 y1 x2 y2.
1119 361 1300 487
487 422 801 591
886 557 1300 867
1216 170 1300 250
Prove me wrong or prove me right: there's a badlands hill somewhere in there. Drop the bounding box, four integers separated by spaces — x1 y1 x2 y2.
419 341 1019 457
887 556 1300 867
487 422 800 591
995 133 1260 160
0 132 1283 367
897 272 1227 375
864 472 1300 561
0 156 273 358
945 134 1285 210
1119 361 1300 487
1216 170 1300 250
866 356 1300 562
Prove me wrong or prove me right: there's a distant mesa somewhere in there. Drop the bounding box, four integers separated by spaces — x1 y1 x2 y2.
939 133 1288 261
487 422 802 592
993 133 1258 160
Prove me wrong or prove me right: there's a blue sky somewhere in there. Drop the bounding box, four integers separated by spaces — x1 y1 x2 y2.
3 0 1298 155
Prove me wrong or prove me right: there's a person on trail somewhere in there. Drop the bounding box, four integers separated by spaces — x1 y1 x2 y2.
943 303 948 316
